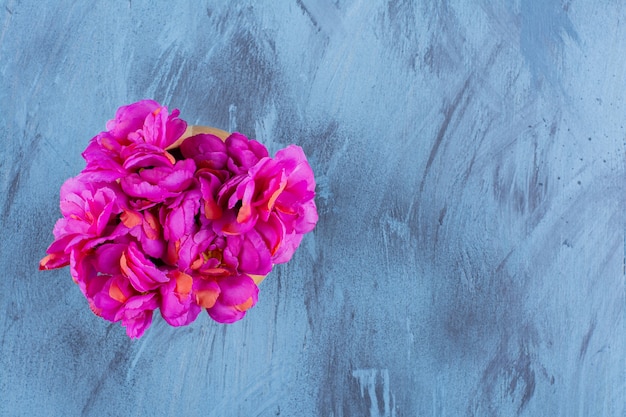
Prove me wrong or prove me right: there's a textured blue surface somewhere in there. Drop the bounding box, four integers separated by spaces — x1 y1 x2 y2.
1 1 625 416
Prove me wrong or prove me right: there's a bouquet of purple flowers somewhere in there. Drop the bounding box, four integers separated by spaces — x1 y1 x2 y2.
40 100 318 338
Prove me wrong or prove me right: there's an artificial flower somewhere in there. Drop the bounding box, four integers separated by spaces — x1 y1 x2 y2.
40 99 318 338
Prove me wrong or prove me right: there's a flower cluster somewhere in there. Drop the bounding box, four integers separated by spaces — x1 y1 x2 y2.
40 100 318 338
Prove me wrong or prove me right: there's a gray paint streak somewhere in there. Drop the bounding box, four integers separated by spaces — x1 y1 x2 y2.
1 1 624 416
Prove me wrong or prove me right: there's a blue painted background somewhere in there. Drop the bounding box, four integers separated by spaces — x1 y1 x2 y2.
1 1 624 416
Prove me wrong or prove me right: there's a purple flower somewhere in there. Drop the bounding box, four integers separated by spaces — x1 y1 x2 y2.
223 230 273 276
179 133 229 170
213 144 318 263
120 158 196 203
120 208 166 259
39 176 126 271
205 274 259 324
82 100 187 182
40 100 318 338
88 273 159 339
159 271 202 327
224 133 269 175
120 241 169 292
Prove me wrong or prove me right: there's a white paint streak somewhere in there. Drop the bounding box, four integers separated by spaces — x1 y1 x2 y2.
406 317 414 362
229 103 238 132
126 330 152 383
352 369 396 417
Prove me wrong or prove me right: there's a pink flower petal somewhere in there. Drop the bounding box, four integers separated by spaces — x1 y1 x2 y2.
217 274 259 306
180 134 228 169
120 242 170 292
159 271 201 327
